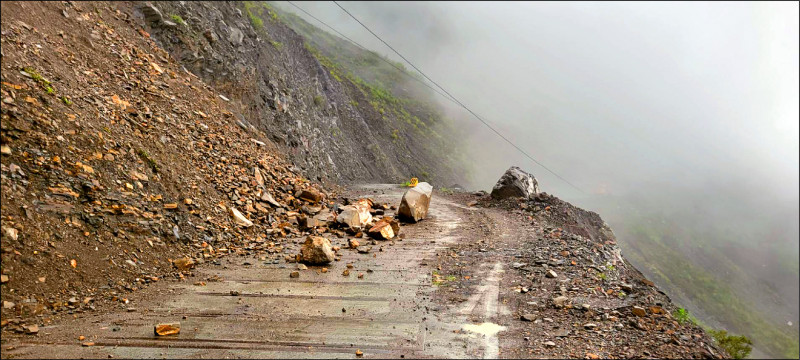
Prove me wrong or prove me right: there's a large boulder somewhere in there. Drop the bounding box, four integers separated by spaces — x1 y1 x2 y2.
398 182 432 222
490 166 539 200
299 236 335 264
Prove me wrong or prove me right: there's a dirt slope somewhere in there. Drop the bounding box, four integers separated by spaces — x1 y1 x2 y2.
1 0 332 333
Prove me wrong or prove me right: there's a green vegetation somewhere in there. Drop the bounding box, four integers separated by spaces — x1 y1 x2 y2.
22 67 55 94
597 272 607 281
673 308 692 325
624 219 799 358
170 14 185 25
60 96 72 105
710 330 753 359
136 148 159 173
270 40 283 50
271 1 471 186
313 95 325 107
243 2 264 30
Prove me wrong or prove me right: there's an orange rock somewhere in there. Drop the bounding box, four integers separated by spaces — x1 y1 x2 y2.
154 322 180 336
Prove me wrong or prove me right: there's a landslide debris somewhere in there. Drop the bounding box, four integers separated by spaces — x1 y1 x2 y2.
429 168 729 359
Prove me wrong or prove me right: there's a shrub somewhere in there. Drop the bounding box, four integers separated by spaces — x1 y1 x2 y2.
170 14 185 25
673 308 691 324
710 329 753 359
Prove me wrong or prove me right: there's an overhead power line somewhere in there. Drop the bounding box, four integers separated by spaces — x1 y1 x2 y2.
332 1 583 193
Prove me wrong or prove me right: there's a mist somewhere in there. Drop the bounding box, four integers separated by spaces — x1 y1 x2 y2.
273 1 799 357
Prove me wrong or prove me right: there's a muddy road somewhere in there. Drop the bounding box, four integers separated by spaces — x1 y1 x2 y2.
2 184 724 359
2 185 513 359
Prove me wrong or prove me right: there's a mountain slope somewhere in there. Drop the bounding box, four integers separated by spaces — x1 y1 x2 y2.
132 0 470 187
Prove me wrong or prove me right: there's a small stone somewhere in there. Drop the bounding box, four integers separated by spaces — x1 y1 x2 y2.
297 264 307 270
24 325 39 334
290 271 300 278
230 207 254 227
544 341 556 348
349 239 360 249
299 236 335 264
520 314 537 322
230 290 240 296
342 269 350 276
545 269 557 278
552 296 569 308
355 349 363 357
0 145 10 155
0 274 8 283
632 306 647 317
154 323 180 336
172 257 195 271
584 323 597 330
81 342 95 347
78 336 85 341
621 283 633 293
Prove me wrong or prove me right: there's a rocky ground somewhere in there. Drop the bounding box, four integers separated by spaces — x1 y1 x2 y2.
431 191 727 359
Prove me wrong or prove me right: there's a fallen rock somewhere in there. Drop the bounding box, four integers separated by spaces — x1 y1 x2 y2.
490 166 539 200
349 239 360 249
24 324 38 334
299 236 334 264
260 192 283 208
254 167 264 187
296 188 324 203
398 182 432 222
1 274 7 283
632 306 647 317
544 341 556 348
289 271 300 278
546 269 558 278
336 204 372 230
229 207 253 227
367 217 400 240
552 296 569 308
172 257 195 271
154 322 180 336
521 314 537 322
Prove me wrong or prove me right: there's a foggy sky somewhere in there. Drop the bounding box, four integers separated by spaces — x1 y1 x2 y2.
275 1 799 206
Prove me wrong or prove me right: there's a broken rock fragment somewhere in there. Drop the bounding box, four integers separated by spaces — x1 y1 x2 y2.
172 257 195 271
296 188 323 203
154 322 180 336
300 236 335 264
230 207 253 227
398 182 432 222
367 217 400 240
336 203 372 230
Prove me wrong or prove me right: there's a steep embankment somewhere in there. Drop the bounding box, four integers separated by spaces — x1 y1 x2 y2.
0 0 334 332
125 1 468 186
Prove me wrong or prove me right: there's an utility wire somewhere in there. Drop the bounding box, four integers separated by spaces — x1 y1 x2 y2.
332 1 584 193
286 1 458 105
